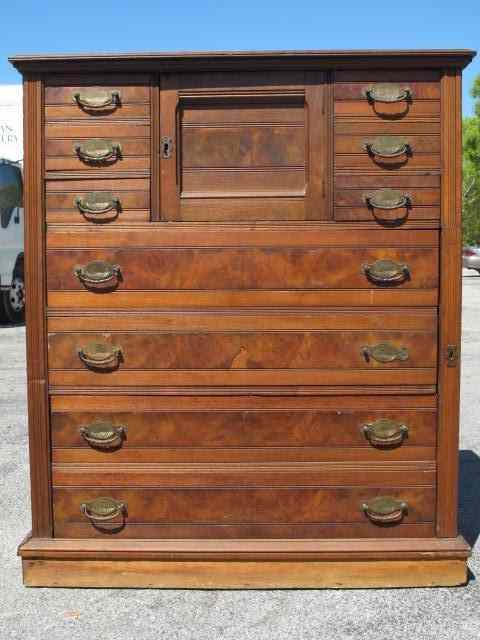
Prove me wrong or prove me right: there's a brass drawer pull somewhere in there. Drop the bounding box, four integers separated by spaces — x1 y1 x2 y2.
75 192 120 221
364 136 411 159
78 341 122 370
364 189 412 211
80 497 127 522
362 342 409 364
363 259 410 284
364 84 412 104
73 89 121 111
80 422 127 449
362 496 408 524
74 139 122 163
74 260 121 288
362 418 409 447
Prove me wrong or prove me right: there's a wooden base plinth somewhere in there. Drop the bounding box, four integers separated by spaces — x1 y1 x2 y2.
19 536 471 589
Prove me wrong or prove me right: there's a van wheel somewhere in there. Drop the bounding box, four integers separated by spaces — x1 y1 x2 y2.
2 260 25 324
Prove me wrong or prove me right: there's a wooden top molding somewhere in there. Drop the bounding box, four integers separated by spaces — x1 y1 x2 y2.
9 49 476 74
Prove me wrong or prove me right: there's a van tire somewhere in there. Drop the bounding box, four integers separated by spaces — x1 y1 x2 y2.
2 255 25 324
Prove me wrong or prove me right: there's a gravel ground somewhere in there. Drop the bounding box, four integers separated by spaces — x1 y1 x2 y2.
0 272 479 640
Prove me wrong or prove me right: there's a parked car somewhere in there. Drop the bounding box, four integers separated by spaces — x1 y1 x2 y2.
0 159 24 323
463 245 480 275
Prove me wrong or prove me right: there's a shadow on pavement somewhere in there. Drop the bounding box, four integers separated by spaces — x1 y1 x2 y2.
459 450 480 549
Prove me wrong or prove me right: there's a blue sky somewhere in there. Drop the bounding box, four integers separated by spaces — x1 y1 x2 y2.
1 0 479 115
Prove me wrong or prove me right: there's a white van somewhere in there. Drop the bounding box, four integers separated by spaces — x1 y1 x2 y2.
0 85 24 323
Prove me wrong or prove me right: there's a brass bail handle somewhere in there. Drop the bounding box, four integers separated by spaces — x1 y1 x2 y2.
365 189 412 211
80 422 127 448
362 259 410 285
80 497 127 522
74 261 121 288
73 89 121 110
362 342 409 364
364 136 411 159
78 342 123 369
74 139 122 163
362 418 409 447
364 84 413 104
362 496 408 524
75 192 121 217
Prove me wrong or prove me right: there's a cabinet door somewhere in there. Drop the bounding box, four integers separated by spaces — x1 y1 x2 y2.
159 71 330 221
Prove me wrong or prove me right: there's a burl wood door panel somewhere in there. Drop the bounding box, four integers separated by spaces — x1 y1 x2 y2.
50 393 437 464
159 71 329 221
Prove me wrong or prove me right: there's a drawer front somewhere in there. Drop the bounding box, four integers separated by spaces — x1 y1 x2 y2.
47 308 437 388
335 174 440 222
44 75 151 105
334 70 440 119
45 137 150 173
46 246 439 291
53 485 435 539
45 121 150 174
45 76 151 121
46 177 150 224
46 227 439 309
51 394 437 464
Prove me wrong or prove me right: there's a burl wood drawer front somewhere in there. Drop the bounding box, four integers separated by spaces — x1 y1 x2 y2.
50 394 437 464
46 227 439 309
46 177 150 224
334 174 440 223
53 484 435 539
47 308 437 387
334 69 440 118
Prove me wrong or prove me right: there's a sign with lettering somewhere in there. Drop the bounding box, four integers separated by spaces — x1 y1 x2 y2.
0 85 22 162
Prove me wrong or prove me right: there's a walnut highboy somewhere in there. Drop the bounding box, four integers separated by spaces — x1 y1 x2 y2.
11 49 475 588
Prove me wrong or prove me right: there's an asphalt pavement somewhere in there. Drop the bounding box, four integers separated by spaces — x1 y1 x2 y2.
0 271 479 640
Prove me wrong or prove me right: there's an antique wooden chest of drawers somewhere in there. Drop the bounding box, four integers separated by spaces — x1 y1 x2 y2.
11 49 475 588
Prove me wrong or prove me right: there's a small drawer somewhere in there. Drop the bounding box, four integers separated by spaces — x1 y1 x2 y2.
334 69 440 119
45 137 150 173
46 177 150 224
334 173 440 223
51 393 437 464
44 75 151 120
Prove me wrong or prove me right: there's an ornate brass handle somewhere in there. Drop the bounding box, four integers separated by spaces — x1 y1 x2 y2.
80 497 127 522
75 192 120 221
362 342 409 364
364 136 411 159
363 259 410 284
74 260 121 289
73 89 121 111
364 84 412 104
362 418 409 447
362 496 408 524
74 139 122 163
80 422 127 449
365 189 412 211
78 341 122 370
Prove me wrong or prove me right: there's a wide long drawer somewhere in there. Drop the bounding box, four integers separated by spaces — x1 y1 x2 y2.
47 309 437 388
51 394 437 464
46 227 439 309
53 481 436 539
